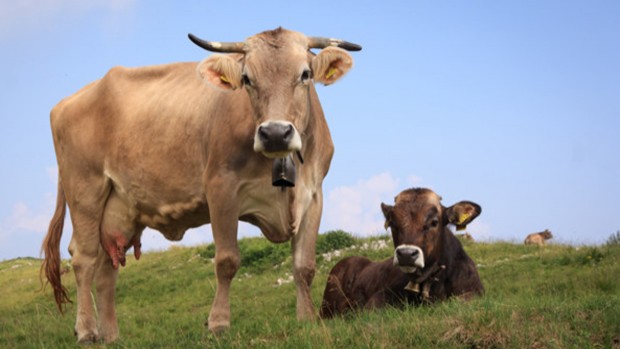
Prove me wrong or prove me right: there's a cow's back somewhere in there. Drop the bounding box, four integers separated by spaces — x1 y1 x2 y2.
524 233 544 245
50 62 255 223
52 62 230 167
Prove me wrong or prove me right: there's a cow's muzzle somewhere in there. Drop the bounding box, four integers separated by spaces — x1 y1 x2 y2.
253 121 302 158
393 245 425 273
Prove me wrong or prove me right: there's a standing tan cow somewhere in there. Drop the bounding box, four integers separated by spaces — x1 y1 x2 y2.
524 229 553 246
41 28 360 343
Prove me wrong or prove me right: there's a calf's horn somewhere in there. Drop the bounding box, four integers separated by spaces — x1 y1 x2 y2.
307 37 362 51
188 33 246 53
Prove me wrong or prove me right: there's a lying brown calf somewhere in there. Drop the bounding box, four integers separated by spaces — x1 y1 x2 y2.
320 188 484 318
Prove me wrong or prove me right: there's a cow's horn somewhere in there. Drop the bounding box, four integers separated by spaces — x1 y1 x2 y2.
307 37 362 51
188 33 246 53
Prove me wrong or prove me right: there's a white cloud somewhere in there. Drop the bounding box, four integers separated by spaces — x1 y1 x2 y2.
406 174 425 188
1 167 59 234
322 172 401 236
46 166 58 185
0 197 55 257
5 200 53 233
322 172 496 242
0 166 58 257
1 165 57 238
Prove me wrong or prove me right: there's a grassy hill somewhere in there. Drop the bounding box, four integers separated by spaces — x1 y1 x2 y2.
1 232 619 349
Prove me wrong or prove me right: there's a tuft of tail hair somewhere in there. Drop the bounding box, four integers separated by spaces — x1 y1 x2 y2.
40 178 72 313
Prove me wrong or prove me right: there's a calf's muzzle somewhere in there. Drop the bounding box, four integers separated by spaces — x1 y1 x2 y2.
394 245 425 273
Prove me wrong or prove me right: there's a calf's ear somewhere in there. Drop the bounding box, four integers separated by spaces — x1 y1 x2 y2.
312 47 353 86
445 201 481 231
197 54 243 91
381 203 393 230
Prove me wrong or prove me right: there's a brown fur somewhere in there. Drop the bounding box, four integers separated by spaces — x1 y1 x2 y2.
320 188 484 318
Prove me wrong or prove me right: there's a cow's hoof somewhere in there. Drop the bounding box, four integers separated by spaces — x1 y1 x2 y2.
206 319 230 335
76 332 99 345
209 325 229 335
101 332 119 344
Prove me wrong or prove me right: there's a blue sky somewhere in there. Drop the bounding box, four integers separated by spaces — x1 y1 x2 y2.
1 1 619 261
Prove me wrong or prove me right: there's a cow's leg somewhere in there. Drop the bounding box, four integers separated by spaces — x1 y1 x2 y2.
291 191 322 321
320 274 345 318
95 190 142 342
207 199 240 333
68 213 104 344
292 230 317 320
64 175 110 344
94 247 119 343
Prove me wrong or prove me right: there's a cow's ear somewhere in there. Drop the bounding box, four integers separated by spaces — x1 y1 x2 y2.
312 47 353 86
197 54 243 91
445 201 481 231
381 203 393 230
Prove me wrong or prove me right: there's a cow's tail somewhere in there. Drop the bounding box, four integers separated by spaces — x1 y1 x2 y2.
40 177 72 313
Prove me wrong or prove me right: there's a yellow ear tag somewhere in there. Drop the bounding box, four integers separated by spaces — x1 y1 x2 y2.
325 67 338 80
457 212 472 225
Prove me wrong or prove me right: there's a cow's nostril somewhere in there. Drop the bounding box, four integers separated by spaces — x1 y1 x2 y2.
411 249 419 259
258 126 269 141
283 125 293 141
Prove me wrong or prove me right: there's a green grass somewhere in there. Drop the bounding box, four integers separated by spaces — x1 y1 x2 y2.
1 235 619 348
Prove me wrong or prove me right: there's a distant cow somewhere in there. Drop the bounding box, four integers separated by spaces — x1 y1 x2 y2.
320 188 484 318
41 28 361 343
456 232 474 242
524 229 553 246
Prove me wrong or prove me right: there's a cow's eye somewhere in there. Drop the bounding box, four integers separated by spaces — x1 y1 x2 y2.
429 218 439 228
242 73 252 87
300 69 312 84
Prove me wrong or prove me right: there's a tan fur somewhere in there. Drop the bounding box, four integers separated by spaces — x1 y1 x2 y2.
197 54 243 90
42 28 356 343
524 229 553 246
312 47 353 85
